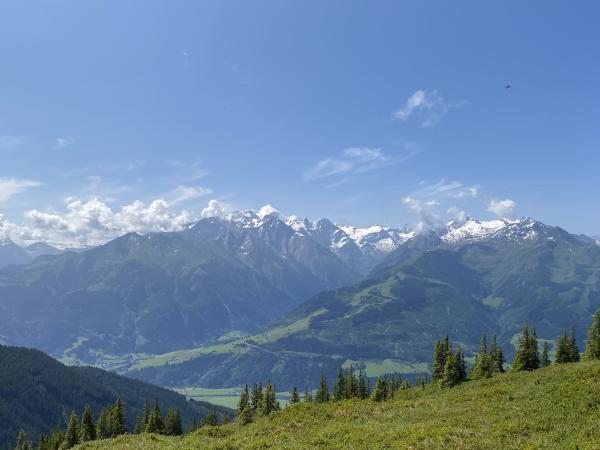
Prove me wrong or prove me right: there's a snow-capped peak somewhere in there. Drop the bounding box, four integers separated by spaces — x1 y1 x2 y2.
442 217 507 243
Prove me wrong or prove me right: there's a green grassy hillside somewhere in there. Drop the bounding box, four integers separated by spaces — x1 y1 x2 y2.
78 361 600 449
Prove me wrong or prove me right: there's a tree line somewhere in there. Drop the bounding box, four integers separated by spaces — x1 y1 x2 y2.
14 397 226 450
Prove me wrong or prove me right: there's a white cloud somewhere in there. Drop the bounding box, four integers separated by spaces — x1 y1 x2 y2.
257 204 280 218
447 206 467 225
487 199 516 219
0 178 43 202
170 185 213 205
304 146 418 181
0 135 22 150
415 179 479 200
402 196 441 232
55 136 76 149
393 89 465 127
201 199 233 219
14 197 195 248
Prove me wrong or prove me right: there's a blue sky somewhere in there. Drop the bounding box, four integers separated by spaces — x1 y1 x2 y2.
1 1 599 245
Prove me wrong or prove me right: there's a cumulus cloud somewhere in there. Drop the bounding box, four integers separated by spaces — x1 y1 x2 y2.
487 199 516 219
15 197 195 248
402 196 442 233
393 89 465 127
257 204 280 218
304 146 418 181
0 178 43 202
201 199 233 219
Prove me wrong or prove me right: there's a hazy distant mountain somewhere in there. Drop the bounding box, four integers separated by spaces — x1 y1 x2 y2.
127 217 600 389
0 239 63 269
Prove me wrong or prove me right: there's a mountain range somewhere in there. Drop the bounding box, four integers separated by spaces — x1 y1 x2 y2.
123 216 600 389
0 239 62 269
1 211 600 391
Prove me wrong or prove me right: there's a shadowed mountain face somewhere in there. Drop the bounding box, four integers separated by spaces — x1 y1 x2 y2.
125 218 600 389
0 345 229 450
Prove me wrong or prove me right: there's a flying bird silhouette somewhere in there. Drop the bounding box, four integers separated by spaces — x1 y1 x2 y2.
505 84 512 90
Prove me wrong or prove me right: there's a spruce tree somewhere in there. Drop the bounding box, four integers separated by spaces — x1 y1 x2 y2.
14 430 33 450
371 375 388 401
96 408 111 439
290 386 300 404
456 347 467 381
237 405 252 425
259 381 279 414
145 400 164 434
48 424 64 449
251 383 262 412
358 368 369 399
512 322 539 371
471 333 492 379
222 411 230 424
134 400 150 434
527 328 540 370
540 341 551 367
237 385 250 416
555 331 571 364
332 367 346 401
203 408 218 426
585 309 600 359
63 411 80 449
80 405 96 441
164 408 183 436
569 326 580 362
432 336 450 382
38 434 49 450
315 374 329 403
441 352 462 387
109 398 127 436
345 365 358 399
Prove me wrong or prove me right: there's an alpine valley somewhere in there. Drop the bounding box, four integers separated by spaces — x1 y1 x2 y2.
1 210 600 391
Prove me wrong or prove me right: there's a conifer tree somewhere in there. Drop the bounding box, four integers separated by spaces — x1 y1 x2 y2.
109 398 127 436
37 434 49 450
251 383 262 412
441 352 462 387
96 408 111 440
456 347 467 381
48 424 64 449
14 430 33 450
569 326 580 362
358 368 369 399
555 331 571 364
63 411 81 449
222 411 230 424
333 367 346 401
432 336 450 382
290 386 300 404
512 322 539 371
164 408 183 435
134 400 150 434
237 385 250 416
80 405 96 442
585 309 600 359
237 405 253 425
345 365 358 399
494 344 505 373
371 375 388 401
540 341 551 367
259 381 279 415
527 328 540 370
203 408 218 426
471 333 492 379
145 400 164 434
315 374 329 403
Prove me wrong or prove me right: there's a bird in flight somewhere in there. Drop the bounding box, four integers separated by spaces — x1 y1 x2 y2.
505 84 512 90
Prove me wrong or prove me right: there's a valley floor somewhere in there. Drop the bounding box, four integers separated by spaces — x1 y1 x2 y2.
76 361 600 449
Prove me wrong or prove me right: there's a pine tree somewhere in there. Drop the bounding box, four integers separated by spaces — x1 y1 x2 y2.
371 375 388 401
456 347 467 381
332 367 346 401
109 398 127 436
585 309 600 359
222 411 230 424
494 344 506 373
237 405 252 425
471 333 493 379
164 408 183 436
441 352 462 387
259 381 279 415
145 400 164 434
237 385 250 416
14 430 33 450
555 331 571 364
203 408 218 426
134 400 150 434
290 386 300 404
344 365 358 399
527 328 540 370
63 411 80 449
569 326 580 362
38 434 49 450
512 322 539 371
358 368 369 399
304 388 313 402
540 341 551 367
80 405 96 442
432 336 450 382
48 424 64 449
251 383 262 412
315 374 329 403
96 408 111 439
